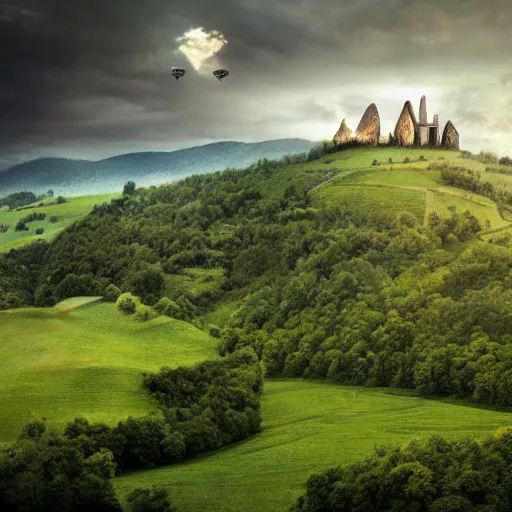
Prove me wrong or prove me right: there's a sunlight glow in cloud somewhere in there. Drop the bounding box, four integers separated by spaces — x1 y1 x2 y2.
176 27 228 73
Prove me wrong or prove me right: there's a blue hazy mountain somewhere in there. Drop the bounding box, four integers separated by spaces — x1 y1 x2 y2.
0 139 315 196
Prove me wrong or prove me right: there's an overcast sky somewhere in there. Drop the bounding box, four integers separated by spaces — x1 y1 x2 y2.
1 0 511 169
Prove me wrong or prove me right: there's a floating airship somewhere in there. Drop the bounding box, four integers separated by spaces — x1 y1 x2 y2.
213 69 229 81
171 67 186 80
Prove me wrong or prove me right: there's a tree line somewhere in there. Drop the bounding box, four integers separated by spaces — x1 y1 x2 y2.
291 427 512 512
0 348 263 510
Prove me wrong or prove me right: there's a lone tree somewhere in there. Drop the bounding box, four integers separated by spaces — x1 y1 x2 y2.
47 189 54 197
123 181 136 195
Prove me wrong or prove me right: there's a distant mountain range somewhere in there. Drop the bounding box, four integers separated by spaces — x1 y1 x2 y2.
0 139 315 197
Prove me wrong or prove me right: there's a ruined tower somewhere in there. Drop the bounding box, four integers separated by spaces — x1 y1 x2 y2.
417 95 440 146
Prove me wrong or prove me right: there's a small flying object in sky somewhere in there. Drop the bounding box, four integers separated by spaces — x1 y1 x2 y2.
171 67 186 80
213 69 229 81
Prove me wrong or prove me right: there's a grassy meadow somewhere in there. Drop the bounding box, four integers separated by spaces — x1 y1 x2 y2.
0 193 119 253
302 148 511 231
114 379 512 512
0 298 216 443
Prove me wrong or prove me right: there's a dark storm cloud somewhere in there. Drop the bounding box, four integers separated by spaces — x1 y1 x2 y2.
1 0 511 168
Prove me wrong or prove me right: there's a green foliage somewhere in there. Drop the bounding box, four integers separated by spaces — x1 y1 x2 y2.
0 191 39 209
290 429 512 512
56 195 67 204
127 487 177 512
51 349 262 474
124 181 136 196
126 268 165 305
14 220 28 231
49 215 58 223
115 380 512 512
35 228 44 235
117 292 140 314
47 189 54 198
154 297 181 318
19 211 46 223
0 430 122 511
135 304 157 322
54 272 104 302
104 283 122 302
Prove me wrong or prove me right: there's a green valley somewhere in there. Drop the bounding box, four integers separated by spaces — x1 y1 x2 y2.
114 380 512 512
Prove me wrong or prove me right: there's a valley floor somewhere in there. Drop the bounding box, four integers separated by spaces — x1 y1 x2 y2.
114 379 512 512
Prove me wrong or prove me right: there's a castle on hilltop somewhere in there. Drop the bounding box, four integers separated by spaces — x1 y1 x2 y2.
333 96 459 150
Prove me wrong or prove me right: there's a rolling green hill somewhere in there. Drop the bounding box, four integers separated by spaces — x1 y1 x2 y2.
114 379 512 512
0 193 119 253
304 148 511 231
0 298 216 443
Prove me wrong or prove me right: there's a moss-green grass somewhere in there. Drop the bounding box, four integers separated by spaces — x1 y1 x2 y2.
313 184 427 222
302 148 511 231
114 379 512 512
0 299 216 443
0 193 119 253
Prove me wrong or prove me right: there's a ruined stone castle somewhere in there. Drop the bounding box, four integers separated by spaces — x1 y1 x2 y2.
333 96 459 150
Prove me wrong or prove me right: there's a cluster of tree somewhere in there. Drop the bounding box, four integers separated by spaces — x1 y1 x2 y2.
461 150 500 165
115 291 197 323
0 191 39 209
0 348 262 509
0 422 122 511
0 242 46 310
434 164 512 210
19 212 46 223
0 420 178 512
290 427 512 512
61 348 262 470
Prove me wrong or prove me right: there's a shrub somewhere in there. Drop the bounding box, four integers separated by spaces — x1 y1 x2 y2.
0 224 9 233
153 297 180 318
372 159 378 166
126 486 176 512
134 304 157 322
35 228 44 235
123 181 136 196
56 196 66 204
404 157 410 163
388 158 393 164
104 284 122 302
49 216 58 223
117 292 139 314
125 268 165 305
14 221 28 231
419 155 426 161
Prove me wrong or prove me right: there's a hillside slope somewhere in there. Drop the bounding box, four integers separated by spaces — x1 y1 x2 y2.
0 139 315 196
0 299 217 443
0 193 119 253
